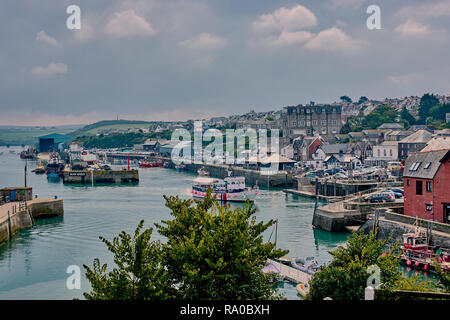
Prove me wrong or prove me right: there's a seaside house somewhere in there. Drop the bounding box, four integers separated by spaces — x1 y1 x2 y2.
403 149 450 223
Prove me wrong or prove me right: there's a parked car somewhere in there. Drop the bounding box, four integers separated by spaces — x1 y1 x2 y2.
334 172 347 179
363 193 395 203
389 188 404 195
380 189 402 198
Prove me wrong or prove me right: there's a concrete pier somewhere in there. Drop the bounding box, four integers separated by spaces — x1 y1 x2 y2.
0 198 64 245
311 189 404 232
63 169 139 184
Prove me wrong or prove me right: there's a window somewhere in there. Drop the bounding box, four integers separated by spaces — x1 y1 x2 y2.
416 180 423 195
426 181 432 192
332 120 337 125
410 162 422 171
407 180 410 186
384 149 387 157
321 120 327 126
312 120 318 126
424 162 431 169
292 121 296 126
377 149 381 157
390 149 393 157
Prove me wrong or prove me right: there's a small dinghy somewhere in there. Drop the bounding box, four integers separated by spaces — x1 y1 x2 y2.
290 257 321 275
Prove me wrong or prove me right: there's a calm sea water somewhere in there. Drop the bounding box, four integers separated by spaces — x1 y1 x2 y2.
0 146 350 300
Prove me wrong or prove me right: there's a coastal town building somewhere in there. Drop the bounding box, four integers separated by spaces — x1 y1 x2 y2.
398 129 434 160
403 149 450 223
281 103 342 141
369 141 399 166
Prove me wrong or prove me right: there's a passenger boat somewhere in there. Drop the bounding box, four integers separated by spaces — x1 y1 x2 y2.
191 176 258 202
390 228 450 273
197 166 210 176
34 162 46 174
138 160 163 168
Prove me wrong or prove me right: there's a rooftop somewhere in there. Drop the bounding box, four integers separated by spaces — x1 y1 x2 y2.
403 149 450 179
400 129 433 143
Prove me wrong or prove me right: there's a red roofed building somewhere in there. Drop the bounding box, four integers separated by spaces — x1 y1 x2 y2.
403 149 450 223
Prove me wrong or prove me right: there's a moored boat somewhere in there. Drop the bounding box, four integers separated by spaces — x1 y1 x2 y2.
191 176 258 202
34 162 46 174
389 228 450 273
290 257 321 275
139 160 163 168
46 153 64 178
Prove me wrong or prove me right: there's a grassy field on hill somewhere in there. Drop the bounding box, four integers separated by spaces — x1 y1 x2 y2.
0 125 82 146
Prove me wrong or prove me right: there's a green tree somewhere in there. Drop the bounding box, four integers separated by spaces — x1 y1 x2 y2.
418 93 440 124
83 221 176 300
156 193 287 299
400 107 416 127
361 105 399 129
305 230 401 300
358 96 369 104
340 95 352 103
83 192 287 300
434 261 450 292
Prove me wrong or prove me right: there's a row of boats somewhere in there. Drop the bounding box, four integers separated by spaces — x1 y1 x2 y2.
32 153 65 178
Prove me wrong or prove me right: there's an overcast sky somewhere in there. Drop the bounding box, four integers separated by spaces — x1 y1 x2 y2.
1 0 449 126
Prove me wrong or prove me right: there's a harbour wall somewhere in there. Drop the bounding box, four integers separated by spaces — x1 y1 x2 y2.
155 157 295 188
359 219 450 249
0 198 64 246
63 170 139 184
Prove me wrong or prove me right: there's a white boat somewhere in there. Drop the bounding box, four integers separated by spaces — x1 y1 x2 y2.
192 176 258 202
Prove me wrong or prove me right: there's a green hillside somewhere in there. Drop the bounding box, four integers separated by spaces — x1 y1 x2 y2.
69 120 167 137
0 125 82 146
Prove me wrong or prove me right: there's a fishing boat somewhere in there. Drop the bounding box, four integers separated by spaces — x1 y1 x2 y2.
34 162 46 174
389 225 450 273
191 176 258 202
138 159 163 168
20 147 37 160
197 166 210 176
46 153 64 178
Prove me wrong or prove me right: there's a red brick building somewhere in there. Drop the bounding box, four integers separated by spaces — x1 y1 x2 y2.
403 149 450 223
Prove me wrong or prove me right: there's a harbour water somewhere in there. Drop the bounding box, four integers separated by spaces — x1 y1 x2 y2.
0 146 350 299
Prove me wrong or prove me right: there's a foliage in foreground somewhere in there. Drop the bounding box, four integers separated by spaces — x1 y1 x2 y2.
305 230 401 300
305 230 448 300
83 191 287 300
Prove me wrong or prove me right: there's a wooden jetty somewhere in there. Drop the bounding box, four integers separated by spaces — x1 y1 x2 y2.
266 259 312 284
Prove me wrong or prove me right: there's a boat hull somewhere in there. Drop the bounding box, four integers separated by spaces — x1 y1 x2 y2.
192 190 257 202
